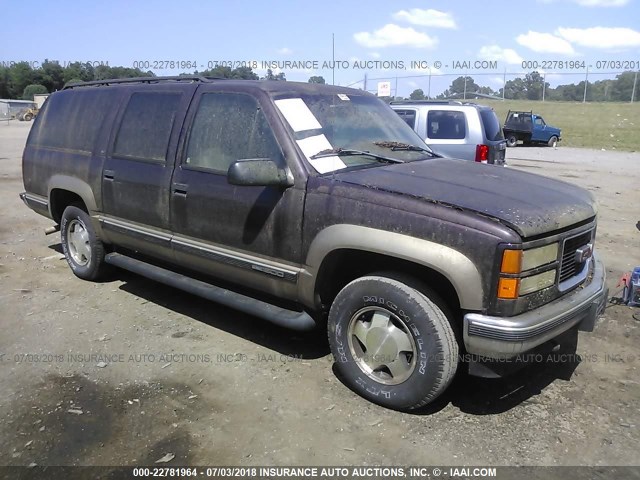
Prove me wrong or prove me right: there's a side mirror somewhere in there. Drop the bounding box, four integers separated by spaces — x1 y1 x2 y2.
227 158 293 187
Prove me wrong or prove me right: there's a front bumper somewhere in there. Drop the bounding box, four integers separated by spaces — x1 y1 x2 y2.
463 252 607 359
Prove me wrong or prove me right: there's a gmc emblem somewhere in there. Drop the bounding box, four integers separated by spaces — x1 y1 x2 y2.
575 243 593 264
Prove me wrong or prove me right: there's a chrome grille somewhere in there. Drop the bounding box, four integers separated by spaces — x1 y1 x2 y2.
559 231 592 283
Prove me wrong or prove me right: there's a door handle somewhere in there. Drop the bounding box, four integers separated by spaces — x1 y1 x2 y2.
173 183 188 196
103 169 115 180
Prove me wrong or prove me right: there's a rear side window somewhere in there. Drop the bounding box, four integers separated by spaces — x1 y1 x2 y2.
113 92 181 162
479 109 504 141
427 110 466 139
185 93 282 173
394 109 417 129
28 89 115 152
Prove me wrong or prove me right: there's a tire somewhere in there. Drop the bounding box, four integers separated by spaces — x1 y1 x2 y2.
60 205 108 281
548 136 558 147
506 135 517 147
327 274 458 410
24 113 33 121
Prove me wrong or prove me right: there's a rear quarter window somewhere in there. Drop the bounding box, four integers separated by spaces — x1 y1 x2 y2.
28 89 116 152
479 109 504 141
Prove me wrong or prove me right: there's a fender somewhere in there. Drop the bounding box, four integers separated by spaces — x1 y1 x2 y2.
47 175 103 235
300 224 484 310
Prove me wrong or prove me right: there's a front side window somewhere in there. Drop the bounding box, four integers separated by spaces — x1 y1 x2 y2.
427 110 466 139
113 92 181 162
185 93 282 173
535 117 545 126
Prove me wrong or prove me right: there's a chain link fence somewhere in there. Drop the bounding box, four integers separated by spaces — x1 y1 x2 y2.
350 70 639 103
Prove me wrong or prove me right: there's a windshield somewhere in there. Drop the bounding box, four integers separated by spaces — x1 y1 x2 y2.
274 93 432 173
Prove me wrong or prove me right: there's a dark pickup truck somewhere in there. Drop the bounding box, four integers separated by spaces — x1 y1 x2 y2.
20 77 607 410
503 110 562 147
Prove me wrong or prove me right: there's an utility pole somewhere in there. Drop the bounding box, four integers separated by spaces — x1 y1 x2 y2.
463 76 467 100
583 67 589 103
542 73 546 102
332 33 335 86
502 68 506 100
428 70 432 99
363 73 367 92
631 71 638 103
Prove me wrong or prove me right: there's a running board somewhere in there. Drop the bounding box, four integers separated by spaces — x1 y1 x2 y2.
104 252 318 331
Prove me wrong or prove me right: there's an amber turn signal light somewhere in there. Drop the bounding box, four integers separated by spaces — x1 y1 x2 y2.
501 249 522 274
497 277 520 299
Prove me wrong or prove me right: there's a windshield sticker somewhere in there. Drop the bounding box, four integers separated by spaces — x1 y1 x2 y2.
275 98 322 133
337 94 350 101
296 134 346 174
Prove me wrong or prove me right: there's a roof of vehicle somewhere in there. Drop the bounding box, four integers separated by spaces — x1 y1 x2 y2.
62 76 372 97
389 100 494 111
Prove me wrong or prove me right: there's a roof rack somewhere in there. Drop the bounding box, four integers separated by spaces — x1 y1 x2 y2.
389 100 465 105
63 75 225 89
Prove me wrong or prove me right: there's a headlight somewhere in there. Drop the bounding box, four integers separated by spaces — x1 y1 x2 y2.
522 244 558 271
498 243 559 299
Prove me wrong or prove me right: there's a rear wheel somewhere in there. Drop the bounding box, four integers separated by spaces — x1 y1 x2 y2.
548 136 558 147
60 205 108 281
327 274 458 410
506 135 518 147
23 113 33 121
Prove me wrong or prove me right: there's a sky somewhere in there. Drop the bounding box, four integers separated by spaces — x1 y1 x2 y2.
2 0 639 97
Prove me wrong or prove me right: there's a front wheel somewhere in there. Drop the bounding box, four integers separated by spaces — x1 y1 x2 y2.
548 136 558 147
328 274 458 410
60 205 108 281
506 135 518 147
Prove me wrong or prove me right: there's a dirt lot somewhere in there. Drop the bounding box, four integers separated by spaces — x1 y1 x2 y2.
0 120 638 468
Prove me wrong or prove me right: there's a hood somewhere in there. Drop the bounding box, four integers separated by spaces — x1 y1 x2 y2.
332 159 596 238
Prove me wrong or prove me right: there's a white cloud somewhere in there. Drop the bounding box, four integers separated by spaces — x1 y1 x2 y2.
478 45 523 65
572 0 628 6
516 31 575 54
556 26 640 48
392 9 456 29
369 52 381 59
354 24 438 49
277 47 292 55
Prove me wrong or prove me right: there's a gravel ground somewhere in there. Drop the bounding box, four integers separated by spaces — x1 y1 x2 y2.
0 121 638 469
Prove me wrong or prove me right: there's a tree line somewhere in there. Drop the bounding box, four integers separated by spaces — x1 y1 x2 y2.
0 61 294 100
1 60 634 102
409 71 638 102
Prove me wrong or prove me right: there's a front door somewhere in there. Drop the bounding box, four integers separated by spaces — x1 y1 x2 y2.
170 88 304 301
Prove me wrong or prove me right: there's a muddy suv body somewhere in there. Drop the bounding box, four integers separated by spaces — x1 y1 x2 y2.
20 77 607 410
390 100 507 165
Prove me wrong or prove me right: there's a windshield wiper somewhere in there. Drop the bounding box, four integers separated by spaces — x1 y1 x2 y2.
310 148 404 164
374 141 438 156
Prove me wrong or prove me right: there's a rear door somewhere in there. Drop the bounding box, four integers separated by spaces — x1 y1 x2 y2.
169 86 304 301
101 85 196 260
479 108 506 165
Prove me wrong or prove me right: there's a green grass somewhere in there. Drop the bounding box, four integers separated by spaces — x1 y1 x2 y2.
473 100 640 152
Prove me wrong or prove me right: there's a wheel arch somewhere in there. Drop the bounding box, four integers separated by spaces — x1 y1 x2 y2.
301 225 484 313
48 175 98 223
